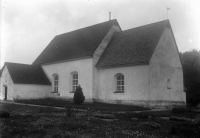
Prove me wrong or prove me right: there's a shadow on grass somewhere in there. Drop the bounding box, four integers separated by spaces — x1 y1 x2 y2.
14 97 149 112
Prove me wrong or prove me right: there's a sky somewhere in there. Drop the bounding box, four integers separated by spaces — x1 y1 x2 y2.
0 0 200 67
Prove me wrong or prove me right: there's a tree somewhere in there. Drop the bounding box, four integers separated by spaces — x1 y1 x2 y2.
73 85 85 104
180 49 200 106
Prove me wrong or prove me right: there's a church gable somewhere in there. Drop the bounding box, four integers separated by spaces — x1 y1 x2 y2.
150 27 182 68
149 27 185 104
96 20 171 68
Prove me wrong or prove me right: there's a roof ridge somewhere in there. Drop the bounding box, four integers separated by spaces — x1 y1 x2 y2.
5 62 30 65
56 19 118 37
5 62 42 68
121 19 169 33
5 62 35 66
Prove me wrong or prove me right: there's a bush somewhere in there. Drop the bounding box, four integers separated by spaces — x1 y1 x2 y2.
196 104 200 109
65 105 77 117
0 110 10 119
188 98 200 107
172 107 186 113
194 114 200 124
169 116 192 122
179 126 200 138
172 107 192 113
169 126 177 135
73 85 85 104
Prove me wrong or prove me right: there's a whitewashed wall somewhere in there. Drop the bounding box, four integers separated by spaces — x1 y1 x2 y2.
42 58 93 101
96 65 150 105
92 25 121 100
0 77 1 97
14 84 51 99
0 66 14 100
149 28 186 106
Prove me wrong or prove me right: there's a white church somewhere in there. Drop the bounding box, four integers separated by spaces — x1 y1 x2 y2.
0 19 186 108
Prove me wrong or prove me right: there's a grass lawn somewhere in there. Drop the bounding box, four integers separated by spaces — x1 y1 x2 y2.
14 98 149 112
1 102 200 138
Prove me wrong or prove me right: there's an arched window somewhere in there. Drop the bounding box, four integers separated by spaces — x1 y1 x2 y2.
115 73 124 92
71 72 78 91
53 74 59 92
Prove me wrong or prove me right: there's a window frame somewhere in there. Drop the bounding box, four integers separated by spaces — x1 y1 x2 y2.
114 73 125 93
70 71 79 93
52 74 59 93
72 73 78 91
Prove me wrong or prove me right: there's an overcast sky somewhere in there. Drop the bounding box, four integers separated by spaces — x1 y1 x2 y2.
0 0 200 67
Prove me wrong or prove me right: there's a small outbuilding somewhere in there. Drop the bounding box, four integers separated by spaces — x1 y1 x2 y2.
0 63 51 100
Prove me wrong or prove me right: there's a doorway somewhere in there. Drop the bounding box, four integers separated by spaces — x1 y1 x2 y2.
4 86 7 100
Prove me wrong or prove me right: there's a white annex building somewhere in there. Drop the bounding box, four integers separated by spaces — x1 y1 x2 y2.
0 19 186 108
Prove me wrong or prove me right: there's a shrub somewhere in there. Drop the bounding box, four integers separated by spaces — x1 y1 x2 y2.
169 116 192 122
93 113 115 119
196 104 200 109
169 126 177 135
139 122 161 129
188 98 200 107
135 113 149 119
0 110 10 119
65 105 77 117
172 107 190 113
73 85 85 104
179 126 200 138
146 122 161 129
194 114 200 124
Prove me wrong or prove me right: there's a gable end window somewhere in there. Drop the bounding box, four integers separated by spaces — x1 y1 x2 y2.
52 74 59 93
114 73 124 93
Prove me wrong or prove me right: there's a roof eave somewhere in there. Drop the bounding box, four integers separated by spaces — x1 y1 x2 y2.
39 56 92 66
96 62 149 69
167 21 183 67
14 83 51 85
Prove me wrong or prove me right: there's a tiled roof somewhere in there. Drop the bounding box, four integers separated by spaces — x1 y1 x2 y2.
4 62 51 85
32 19 120 65
97 20 171 67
